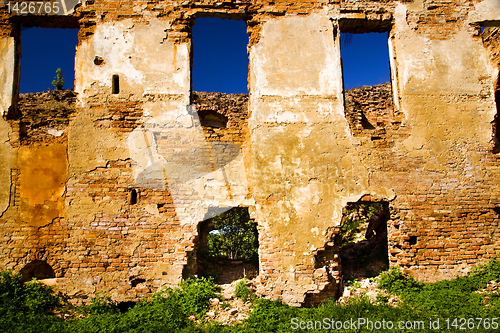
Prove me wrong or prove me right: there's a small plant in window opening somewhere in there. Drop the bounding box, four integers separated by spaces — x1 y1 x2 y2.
51 68 65 90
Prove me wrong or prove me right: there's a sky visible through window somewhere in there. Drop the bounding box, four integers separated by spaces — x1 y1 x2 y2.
192 17 249 93
341 32 390 90
20 27 78 93
19 22 390 94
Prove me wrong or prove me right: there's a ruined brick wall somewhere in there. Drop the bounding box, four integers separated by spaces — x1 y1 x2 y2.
17 90 77 144
0 0 499 306
344 82 409 148
1 90 249 303
192 91 249 146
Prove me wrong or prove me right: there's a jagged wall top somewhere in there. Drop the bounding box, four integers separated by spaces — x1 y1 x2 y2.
0 1 498 43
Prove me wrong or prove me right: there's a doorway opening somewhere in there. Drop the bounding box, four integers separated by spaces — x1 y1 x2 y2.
339 199 390 280
197 207 259 284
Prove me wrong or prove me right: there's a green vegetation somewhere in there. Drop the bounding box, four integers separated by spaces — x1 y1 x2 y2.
206 208 258 262
340 202 384 244
377 258 500 318
1 258 500 332
52 68 65 90
70 277 220 333
0 270 65 333
233 279 255 303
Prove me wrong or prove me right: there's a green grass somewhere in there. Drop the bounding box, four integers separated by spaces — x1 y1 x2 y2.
1 258 500 332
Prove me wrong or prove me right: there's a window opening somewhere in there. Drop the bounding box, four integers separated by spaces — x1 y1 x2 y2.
17 27 78 142
196 207 259 284
341 31 401 146
339 200 389 280
192 17 248 94
340 32 391 90
20 28 78 93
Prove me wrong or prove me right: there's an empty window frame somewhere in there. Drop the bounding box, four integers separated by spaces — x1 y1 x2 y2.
340 32 391 91
191 17 249 94
20 27 78 93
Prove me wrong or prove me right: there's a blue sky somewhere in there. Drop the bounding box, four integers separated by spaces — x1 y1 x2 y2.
192 18 249 93
20 27 78 93
340 32 391 90
20 18 390 93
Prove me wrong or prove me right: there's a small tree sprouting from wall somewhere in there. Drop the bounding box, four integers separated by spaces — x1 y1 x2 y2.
51 68 65 90
206 207 258 262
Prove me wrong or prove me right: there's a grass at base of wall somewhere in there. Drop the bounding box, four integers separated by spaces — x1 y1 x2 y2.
1 258 500 332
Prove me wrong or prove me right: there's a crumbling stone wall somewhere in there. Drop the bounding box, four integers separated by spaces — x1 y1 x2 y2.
0 0 499 306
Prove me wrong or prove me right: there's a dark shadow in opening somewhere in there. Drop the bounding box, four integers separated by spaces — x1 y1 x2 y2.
360 113 376 129
198 110 228 128
20 260 55 282
129 189 138 205
112 75 120 94
130 277 146 288
340 201 390 280
117 301 137 313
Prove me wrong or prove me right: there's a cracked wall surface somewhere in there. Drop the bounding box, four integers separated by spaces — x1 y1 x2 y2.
0 0 499 306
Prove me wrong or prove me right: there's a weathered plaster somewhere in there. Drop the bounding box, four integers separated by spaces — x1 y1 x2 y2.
75 18 190 102
250 11 342 98
68 112 128 174
248 12 377 304
468 0 500 25
0 117 15 215
0 37 15 116
18 144 67 227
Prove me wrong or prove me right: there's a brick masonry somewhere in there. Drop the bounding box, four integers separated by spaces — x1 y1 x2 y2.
0 1 499 306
